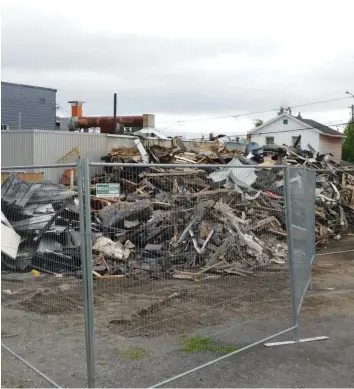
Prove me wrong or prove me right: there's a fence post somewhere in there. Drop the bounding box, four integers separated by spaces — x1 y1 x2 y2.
283 166 300 342
78 157 96 387
304 169 312 290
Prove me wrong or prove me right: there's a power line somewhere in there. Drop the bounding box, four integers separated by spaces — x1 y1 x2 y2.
156 96 352 125
56 104 71 114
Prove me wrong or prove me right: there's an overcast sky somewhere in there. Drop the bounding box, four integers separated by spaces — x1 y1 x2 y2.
2 0 354 137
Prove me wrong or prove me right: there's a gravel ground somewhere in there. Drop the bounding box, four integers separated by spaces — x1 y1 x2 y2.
2 236 354 388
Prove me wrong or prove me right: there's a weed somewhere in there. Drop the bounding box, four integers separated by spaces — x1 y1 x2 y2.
180 335 239 354
117 346 147 360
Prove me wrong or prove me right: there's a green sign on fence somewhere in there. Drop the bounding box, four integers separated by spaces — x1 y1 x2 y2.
95 183 120 198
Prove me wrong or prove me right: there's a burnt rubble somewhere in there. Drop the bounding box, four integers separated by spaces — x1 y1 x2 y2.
2 138 353 280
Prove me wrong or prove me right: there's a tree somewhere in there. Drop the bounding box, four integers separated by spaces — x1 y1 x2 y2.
277 106 292 115
277 106 285 115
342 121 354 162
253 119 264 127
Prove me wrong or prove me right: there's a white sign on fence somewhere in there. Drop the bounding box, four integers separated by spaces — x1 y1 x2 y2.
95 183 120 198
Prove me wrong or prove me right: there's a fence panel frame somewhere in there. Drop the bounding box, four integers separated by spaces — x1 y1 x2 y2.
1 160 319 388
87 161 314 387
1 162 79 388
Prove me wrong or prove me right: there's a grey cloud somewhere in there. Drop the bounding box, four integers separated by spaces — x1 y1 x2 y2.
2 12 278 74
2 10 353 119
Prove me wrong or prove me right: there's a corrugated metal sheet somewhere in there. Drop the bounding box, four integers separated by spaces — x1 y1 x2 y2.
1 130 194 183
33 131 108 182
1 130 35 166
1 82 56 130
319 135 342 162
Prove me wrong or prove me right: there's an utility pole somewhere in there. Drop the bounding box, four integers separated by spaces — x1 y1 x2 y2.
346 91 354 122
113 93 117 133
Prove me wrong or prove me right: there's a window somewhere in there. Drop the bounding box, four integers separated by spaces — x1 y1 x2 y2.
283 119 288 125
266 136 274 145
39 97 46 104
1 125 10 131
292 136 301 148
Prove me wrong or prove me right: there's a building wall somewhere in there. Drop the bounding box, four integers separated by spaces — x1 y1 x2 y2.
319 135 342 162
1 131 35 167
1 82 57 130
33 131 108 182
1 130 226 183
250 116 320 152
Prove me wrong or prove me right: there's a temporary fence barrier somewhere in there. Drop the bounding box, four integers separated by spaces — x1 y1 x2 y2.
1 164 88 388
1 159 320 388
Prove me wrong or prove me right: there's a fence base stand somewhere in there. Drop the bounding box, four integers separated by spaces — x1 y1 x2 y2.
264 336 329 347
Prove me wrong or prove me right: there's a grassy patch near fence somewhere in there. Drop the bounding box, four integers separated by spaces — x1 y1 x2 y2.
180 335 240 354
117 346 147 360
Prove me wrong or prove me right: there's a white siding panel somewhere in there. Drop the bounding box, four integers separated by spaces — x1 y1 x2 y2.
251 128 320 152
319 135 342 162
250 116 320 152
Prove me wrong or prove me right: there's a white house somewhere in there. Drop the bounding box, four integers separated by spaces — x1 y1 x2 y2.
248 113 343 162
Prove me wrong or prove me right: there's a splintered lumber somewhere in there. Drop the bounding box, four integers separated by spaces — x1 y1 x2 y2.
246 216 281 231
140 170 206 178
268 228 287 237
93 270 126 279
206 237 232 266
176 188 230 199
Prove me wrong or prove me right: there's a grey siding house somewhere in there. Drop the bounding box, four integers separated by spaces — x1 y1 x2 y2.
1 82 57 130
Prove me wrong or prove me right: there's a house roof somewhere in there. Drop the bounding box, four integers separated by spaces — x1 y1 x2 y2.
295 118 342 136
248 113 343 137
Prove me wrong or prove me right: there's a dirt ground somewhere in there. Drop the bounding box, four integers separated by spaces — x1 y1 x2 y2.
2 264 290 338
1 235 354 387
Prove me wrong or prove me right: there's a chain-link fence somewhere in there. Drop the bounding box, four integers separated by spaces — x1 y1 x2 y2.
1 160 317 388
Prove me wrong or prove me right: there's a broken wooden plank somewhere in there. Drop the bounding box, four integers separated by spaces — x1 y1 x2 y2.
140 170 206 178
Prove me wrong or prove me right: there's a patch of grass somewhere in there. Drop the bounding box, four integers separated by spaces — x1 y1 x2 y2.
97 361 106 366
117 346 147 360
180 335 240 354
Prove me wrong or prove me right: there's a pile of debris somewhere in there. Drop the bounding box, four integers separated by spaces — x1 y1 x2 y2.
2 136 353 280
2 166 288 279
90 187 288 280
1 173 80 274
98 135 354 246
102 138 241 166
89 155 291 279
242 139 354 243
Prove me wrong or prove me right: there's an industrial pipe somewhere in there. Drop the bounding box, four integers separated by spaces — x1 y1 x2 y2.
68 116 144 133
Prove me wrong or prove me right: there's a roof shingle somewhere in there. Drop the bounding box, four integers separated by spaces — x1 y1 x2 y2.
296 118 343 136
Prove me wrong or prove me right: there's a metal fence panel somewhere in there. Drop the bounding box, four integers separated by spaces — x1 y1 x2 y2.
1 161 317 388
286 167 316 318
88 162 296 387
1 164 88 388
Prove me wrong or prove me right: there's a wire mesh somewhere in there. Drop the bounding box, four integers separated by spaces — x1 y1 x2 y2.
88 162 294 387
1 161 318 387
287 167 316 313
1 165 87 388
